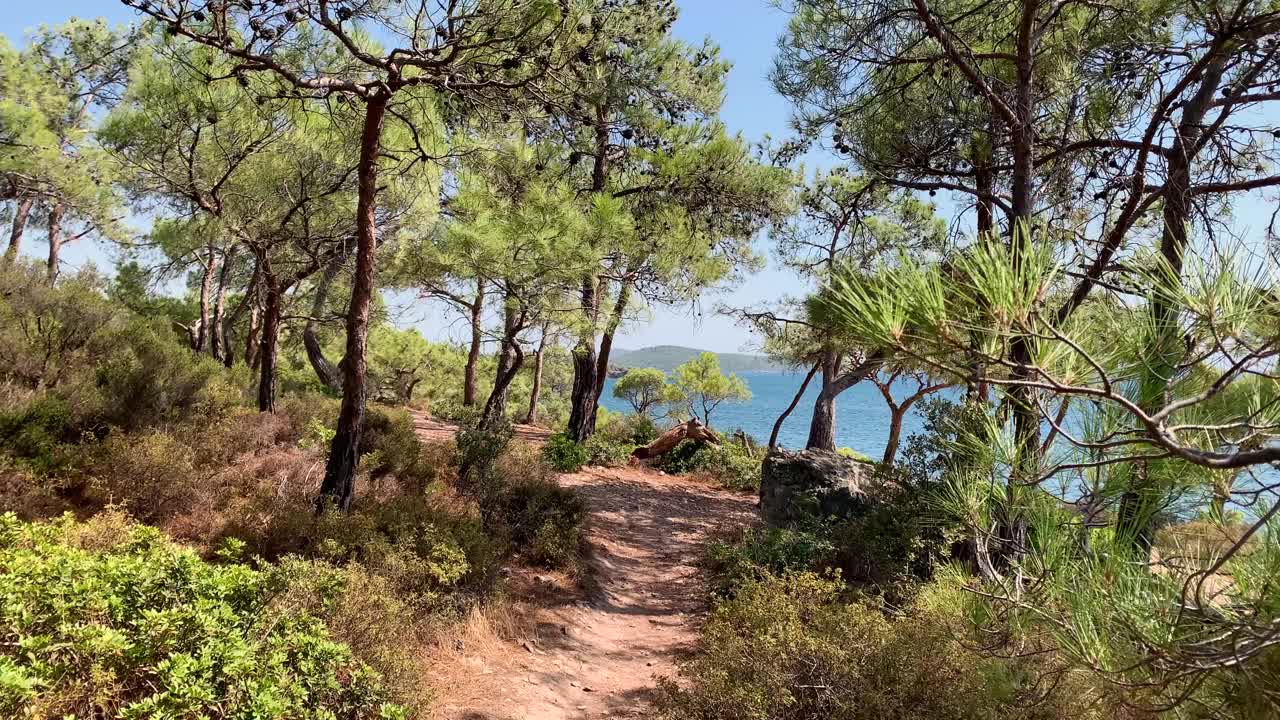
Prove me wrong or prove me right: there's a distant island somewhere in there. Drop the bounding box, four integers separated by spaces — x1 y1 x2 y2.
610 345 788 375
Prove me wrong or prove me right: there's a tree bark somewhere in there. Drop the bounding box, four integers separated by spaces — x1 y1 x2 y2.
45 201 65 284
1118 52 1228 555
245 268 263 370
211 245 236 362
770 361 821 450
566 112 611 442
567 275 600 442
194 242 216 353
319 94 388 512
806 350 841 450
4 194 33 263
593 282 631 405
523 327 549 425
479 296 524 431
463 278 485 406
256 277 283 413
806 351 882 451
304 251 345 390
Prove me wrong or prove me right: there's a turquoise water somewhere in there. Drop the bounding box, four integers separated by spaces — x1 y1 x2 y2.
599 370 936 458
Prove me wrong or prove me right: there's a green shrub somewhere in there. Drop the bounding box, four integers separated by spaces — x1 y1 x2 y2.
659 571 1095 720
600 413 661 447
92 317 248 430
84 429 199 523
228 492 505 603
706 527 837 598
825 469 957 602
491 476 587 569
583 433 633 468
0 395 79 474
0 512 405 720
542 432 588 473
657 438 762 491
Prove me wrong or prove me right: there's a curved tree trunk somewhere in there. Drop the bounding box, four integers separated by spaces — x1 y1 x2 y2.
319 95 387 513
593 282 631 405
256 278 283 413
770 361 820 450
1117 53 1227 556
243 261 263 369
566 116 611 443
304 252 345 391
45 201 65 284
463 278 485 406
806 351 882 451
479 298 525 431
4 194 33 263
805 350 841 451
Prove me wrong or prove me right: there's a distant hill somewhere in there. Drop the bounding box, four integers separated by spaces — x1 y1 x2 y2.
611 345 786 374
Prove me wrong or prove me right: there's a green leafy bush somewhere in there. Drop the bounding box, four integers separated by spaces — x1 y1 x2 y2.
227 491 505 602
657 438 762 491
583 433 633 467
92 316 249 430
490 475 587 569
660 571 1097 720
0 395 79 474
0 512 405 720
706 527 837 598
542 432 588 473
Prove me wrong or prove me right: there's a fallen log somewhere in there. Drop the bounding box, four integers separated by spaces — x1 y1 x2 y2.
631 419 719 460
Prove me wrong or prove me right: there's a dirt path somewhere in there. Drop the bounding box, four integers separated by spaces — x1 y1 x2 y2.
412 412 758 720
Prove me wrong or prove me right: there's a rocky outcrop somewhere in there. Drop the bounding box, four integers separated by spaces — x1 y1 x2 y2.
759 449 875 527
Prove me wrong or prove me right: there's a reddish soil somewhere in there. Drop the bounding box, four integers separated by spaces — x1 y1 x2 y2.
411 412 758 720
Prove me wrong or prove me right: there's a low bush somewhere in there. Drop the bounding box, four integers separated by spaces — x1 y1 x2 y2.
84 429 200 523
706 527 836 598
659 571 1099 720
228 490 505 605
657 438 762 491
0 512 405 720
583 433 633 467
489 474 587 569
542 432 588 473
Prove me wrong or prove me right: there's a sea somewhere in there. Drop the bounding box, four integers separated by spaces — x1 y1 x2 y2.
599 370 936 458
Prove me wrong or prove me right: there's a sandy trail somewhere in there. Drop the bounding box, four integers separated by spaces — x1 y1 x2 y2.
411 412 757 720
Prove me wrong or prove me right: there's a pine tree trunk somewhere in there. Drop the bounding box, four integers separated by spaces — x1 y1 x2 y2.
319 95 387 513
566 114 611 443
304 252 344 390
592 283 631 405
4 194 33 263
45 201 65 284
883 406 906 465
211 246 236 362
194 243 216 353
523 330 548 425
567 275 600 442
805 351 840 451
479 297 523 430
1117 54 1226 556
256 279 282 413
771 362 820 450
245 280 262 370
463 278 484 406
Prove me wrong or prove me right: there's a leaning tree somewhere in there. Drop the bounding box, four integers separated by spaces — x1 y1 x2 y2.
121 0 587 510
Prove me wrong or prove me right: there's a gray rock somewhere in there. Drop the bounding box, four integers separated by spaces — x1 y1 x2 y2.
759 448 875 527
